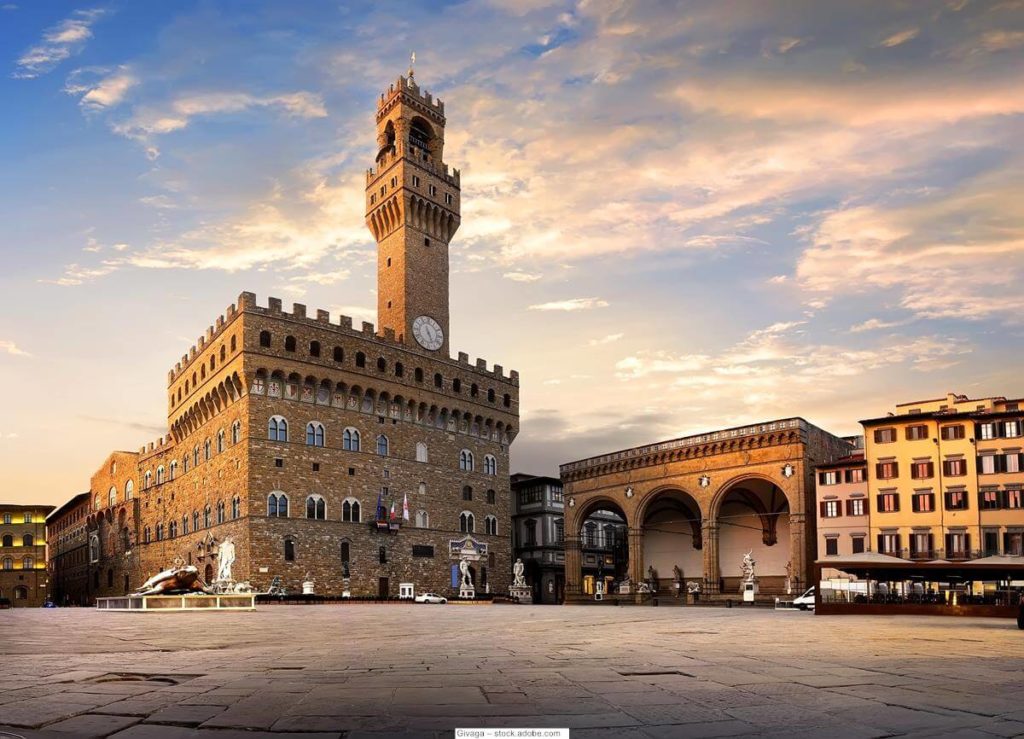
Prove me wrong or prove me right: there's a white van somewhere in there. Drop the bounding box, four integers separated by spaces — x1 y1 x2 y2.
793 587 815 611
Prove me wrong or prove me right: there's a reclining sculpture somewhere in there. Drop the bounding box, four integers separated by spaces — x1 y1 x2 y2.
135 565 212 596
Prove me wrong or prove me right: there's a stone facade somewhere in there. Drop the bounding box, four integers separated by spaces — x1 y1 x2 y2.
511 473 567 604
48 72 520 603
0 503 53 607
45 492 91 605
560 418 853 602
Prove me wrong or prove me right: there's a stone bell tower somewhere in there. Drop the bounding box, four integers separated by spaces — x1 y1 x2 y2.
365 68 461 355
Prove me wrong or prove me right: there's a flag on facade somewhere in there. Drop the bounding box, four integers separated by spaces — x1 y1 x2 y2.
376 490 384 520
389 500 396 520
402 492 409 521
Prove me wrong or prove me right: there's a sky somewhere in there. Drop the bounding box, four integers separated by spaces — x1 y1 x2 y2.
1 0 1023 506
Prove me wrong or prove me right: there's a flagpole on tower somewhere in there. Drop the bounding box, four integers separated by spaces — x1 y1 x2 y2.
408 51 415 79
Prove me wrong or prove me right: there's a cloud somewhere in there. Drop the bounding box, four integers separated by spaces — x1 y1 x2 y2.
39 262 119 286
977 30 1024 52
113 91 327 140
14 8 105 78
588 333 624 346
0 340 30 357
878 28 919 48
528 297 609 312
503 271 542 282
138 195 178 209
850 318 910 333
65 66 137 110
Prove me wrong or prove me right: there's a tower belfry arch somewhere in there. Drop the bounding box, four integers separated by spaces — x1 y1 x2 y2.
365 72 461 355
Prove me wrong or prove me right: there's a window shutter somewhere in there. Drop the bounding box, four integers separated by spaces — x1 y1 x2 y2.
877 533 884 553
845 499 853 516
818 472 825 485
965 533 971 556
1005 532 1011 554
819 501 827 518
895 534 902 553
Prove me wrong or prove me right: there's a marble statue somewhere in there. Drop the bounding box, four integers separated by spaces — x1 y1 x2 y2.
512 558 526 588
741 551 756 582
459 557 472 588
216 537 236 583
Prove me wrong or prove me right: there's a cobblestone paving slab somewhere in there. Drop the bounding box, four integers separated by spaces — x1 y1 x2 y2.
1 605 1023 736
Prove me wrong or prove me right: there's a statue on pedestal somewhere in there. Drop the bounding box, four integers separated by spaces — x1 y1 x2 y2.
458 556 475 598
216 537 236 583
741 551 756 583
512 558 526 588
136 564 211 596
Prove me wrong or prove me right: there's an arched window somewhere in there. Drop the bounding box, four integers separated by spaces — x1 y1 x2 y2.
108 486 117 507
355 352 366 368
284 538 296 561
434 373 443 388
418 482 427 496
193 446 200 467
376 434 389 456
144 471 152 489
485 515 498 536
285 335 296 352
181 515 189 535
203 505 211 528
22 534 33 547
471 383 479 397
219 344 226 362
155 523 164 541
306 494 326 520
217 429 225 453
267 492 288 517
343 427 361 452
142 527 151 544
230 335 237 352
183 455 190 473
231 496 240 519
462 485 473 501
192 511 199 532
459 449 474 472
306 422 325 447
268 416 288 442
93 494 101 510
460 511 475 533
169 460 178 480
415 442 428 463
1 556 12 570
415 510 429 528
309 340 321 357
377 357 386 372
483 455 497 475
204 439 212 461
503 393 511 408
231 420 241 444
333 346 344 362
217 500 225 524
168 521 177 538
14 585 27 600
156 466 165 485
395 362 404 378
453 379 462 393
415 368 423 383
342 498 361 522
486 489 496 504
488 388 496 403
340 540 350 564
1 535 12 548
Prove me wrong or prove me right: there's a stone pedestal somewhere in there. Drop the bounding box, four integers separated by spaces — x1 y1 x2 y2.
302 581 315 595
741 580 759 602
509 586 532 603
459 586 476 599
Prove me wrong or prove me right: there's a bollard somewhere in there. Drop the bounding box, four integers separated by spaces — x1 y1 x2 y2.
652 598 658 607
727 599 733 609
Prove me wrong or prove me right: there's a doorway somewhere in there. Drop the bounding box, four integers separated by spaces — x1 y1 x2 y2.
378 576 389 599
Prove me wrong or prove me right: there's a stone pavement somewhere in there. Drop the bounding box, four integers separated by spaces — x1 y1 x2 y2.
1 604 1023 738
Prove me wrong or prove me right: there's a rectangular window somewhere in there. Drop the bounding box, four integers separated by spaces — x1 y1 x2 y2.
979 455 997 474
876 461 899 480
874 428 896 444
411 545 434 558
1007 454 1021 474
944 490 968 510
820 500 841 518
1007 489 1023 509
979 423 997 440
877 493 899 513
943 459 967 477
412 175 420 187
878 532 900 555
911 461 934 480
906 425 929 441
984 530 1000 556
818 471 839 486
946 532 970 559
911 532 932 558
825 538 838 556
845 468 866 484
1005 420 1021 437
1006 532 1024 556
851 536 865 554
980 489 1001 510
912 493 934 513
941 425 965 441
846 498 867 516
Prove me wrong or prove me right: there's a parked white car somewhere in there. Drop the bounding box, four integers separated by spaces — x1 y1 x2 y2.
793 587 816 611
414 592 448 604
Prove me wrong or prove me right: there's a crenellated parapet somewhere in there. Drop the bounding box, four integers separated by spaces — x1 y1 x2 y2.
366 144 460 188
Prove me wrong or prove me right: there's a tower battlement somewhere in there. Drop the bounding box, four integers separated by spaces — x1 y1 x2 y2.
365 145 460 187
377 75 445 120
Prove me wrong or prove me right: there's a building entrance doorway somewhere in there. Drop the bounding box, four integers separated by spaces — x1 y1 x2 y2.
378 577 389 599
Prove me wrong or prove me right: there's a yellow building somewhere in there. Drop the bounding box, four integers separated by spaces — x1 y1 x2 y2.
0 504 54 607
862 392 1024 561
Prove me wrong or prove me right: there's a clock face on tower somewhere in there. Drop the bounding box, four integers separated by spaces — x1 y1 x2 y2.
412 315 444 351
